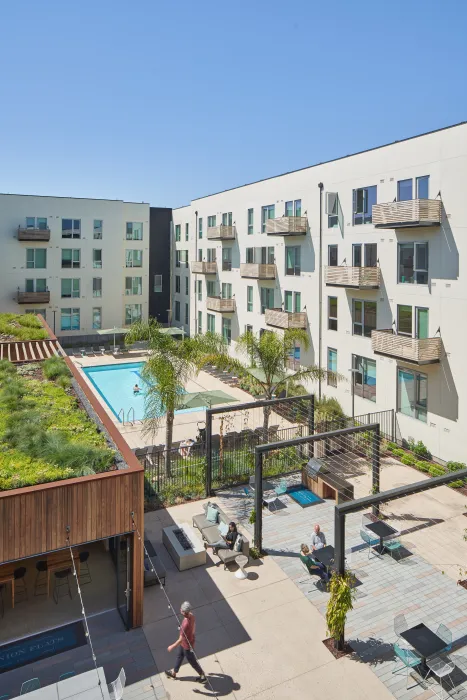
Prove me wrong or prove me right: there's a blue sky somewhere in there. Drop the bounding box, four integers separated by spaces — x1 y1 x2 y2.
0 0 466 208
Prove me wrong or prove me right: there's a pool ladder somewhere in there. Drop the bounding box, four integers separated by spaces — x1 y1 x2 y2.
118 407 135 426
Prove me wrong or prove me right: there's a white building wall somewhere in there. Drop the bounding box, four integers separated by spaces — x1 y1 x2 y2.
171 123 467 463
0 195 149 336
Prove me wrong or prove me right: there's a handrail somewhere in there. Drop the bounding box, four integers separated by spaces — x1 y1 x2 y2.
127 407 135 425
118 408 125 425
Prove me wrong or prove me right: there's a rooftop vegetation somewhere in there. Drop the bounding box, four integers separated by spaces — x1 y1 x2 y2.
0 313 48 341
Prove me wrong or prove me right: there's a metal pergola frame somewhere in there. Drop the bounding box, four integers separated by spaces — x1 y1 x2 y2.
253 422 380 551
205 394 315 497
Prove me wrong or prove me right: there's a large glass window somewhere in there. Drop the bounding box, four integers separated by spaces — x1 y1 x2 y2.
207 313 215 333
327 348 337 387
222 247 232 271
260 287 275 313
93 249 102 269
185 223 189 241
353 243 377 267
25 278 47 293
62 219 81 238
222 212 232 226
398 242 428 284
285 201 293 217
126 250 143 268
206 248 216 262
26 217 48 230
93 278 102 297
61 308 80 331
126 222 143 240
352 355 376 402
206 280 216 297
125 304 142 324
352 300 376 337
154 275 162 293
197 280 202 301
92 307 102 330
61 249 80 268
352 185 377 225
221 283 232 299
25 309 46 318
397 305 412 336
397 176 430 201
398 368 427 422
328 296 337 330
207 215 217 227
26 249 47 269
93 220 103 239
175 275 180 294
61 279 80 298
294 199 302 217
328 245 338 267
285 246 301 275
198 218 203 239
416 175 429 199
261 204 275 232
397 305 429 338
284 291 301 313
247 286 253 312
222 317 232 345
397 179 413 201
248 208 254 235
175 225 181 242
174 300 180 322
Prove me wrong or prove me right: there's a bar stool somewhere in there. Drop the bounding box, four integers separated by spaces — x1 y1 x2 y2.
78 551 92 585
14 567 28 603
34 561 48 596
53 569 72 604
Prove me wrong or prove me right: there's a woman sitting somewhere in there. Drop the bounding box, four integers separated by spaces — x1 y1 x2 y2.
299 544 330 583
204 522 238 556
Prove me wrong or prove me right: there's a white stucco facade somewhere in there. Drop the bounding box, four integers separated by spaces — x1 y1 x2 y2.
171 122 467 463
0 194 149 337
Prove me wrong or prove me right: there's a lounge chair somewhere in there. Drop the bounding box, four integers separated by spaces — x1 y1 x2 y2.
86 347 96 356
72 349 82 359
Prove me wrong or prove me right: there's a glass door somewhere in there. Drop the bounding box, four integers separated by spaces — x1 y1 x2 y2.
416 308 429 339
116 535 132 629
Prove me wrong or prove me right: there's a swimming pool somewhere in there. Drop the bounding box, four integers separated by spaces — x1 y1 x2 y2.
83 363 203 423
287 485 321 507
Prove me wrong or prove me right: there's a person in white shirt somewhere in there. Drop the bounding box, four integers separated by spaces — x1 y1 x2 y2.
311 523 326 551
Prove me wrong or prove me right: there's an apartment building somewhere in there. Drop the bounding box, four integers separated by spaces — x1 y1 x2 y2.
172 122 467 462
0 194 150 337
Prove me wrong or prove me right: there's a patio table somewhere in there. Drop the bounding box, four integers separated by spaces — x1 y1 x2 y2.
365 520 398 554
400 623 447 666
313 545 335 571
11 668 110 700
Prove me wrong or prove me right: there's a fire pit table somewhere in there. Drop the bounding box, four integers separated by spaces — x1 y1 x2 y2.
162 523 207 571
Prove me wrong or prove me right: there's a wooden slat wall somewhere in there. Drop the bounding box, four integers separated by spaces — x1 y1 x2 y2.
325 266 381 288
17 228 51 241
372 329 442 363
240 263 276 279
206 297 236 313
207 225 236 240
264 308 307 329
191 261 218 274
372 199 441 227
265 216 307 235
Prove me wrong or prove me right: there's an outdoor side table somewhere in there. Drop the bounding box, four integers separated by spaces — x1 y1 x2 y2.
400 623 447 666
235 554 249 580
365 520 398 554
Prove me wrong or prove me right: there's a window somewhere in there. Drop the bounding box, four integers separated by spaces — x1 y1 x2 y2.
261 204 275 232
397 305 429 338
154 274 162 293
25 309 46 318
176 251 181 268
221 283 232 299
198 218 203 239
222 317 231 345
328 245 338 267
416 175 429 199
62 219 81 238
61 249 80 269
125 304 142 325
352 243 377 267
327 348 337 387
61 279 80 298
397 176 430 201
246 247 254 264
260 287 274 313
397 179 413 202
262 247 275 264
93 220 103 239
185 277 189 295
25 278 47 293
126 222 143 240
353 185 377 225
61 308 80 331
125 277 142 295
92 307 102 330
93 278 102 297
174 301 180 322
222 247 232 271
175 276 180 294
352 300 376 337
185 223 189 241
294 199 302 217
197 249 203 262
248 208 254 235
207 280 215 297
206 248 216 262
352 355 376 402
126 250 143 268
398 368 427 422
93 249 102 269
247 286 253 312
26 249 46 269
285 201 293 217
398 242 428 284
197 280 202 301
208 215 216 227
185 303 189 325
222 212 232 226
197 311 202 334
284 291 301 313
207 314 215 333
328 296 337 330
397 305 412 336
285 246 301 275
26 217 48 230
175 224 181 242
245 324 253 334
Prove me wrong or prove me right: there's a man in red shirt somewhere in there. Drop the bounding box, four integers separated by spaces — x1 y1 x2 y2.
165 601 207 683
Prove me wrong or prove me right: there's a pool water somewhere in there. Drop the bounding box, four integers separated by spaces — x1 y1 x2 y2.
83 363 201 423
287 485 321 507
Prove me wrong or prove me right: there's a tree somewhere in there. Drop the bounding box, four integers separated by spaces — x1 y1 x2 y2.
201 328 330 440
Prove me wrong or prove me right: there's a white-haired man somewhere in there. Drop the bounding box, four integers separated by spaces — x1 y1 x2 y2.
165 601 207 684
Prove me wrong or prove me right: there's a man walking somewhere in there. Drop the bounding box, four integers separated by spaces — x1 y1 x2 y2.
165 601 207 684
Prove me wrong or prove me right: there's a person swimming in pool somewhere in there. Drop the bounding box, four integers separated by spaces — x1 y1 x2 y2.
133 384 140 394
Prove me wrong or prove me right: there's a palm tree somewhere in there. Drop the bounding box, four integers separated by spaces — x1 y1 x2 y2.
201 328 329 440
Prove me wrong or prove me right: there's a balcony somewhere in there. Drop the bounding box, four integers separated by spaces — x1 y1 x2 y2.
325 266 380 289
372 199 441 229
17 227 50 242
371 329 442 365
240 263 276 279
17 291 50 304
207 225 236 240
206 296 236 313
191 261 217 275
265 216 307 236
265 308 307 329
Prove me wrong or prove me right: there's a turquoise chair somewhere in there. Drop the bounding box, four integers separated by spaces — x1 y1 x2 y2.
59 672 76 681
360 529 380 558
243 486 254 499
393 642 422 689
275 479 287 497
385 536 402 560
436 623 453 652
0 694 10 700
20 679 41 695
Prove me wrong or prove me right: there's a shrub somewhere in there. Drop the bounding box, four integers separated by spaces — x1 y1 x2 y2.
446 461 467 473
43 356 71 381
429 465 445 477
0 360 16 377
448 480 465 489
391 448 406 459
415 460 430 472
0 313 48 341
249 509 256 525
56 375 72 391
386 442 397 451
411 440 432 460
401 454 417 466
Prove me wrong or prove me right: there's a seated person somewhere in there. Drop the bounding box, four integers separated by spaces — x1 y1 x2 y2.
311 523 326 551
299 544 330 582
133 383 141 394
204 522 238 555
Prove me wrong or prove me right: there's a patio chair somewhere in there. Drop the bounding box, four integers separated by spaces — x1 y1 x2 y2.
86 347 96 356
59 672 75 681
360 529 380 558
243 486 254 499
263 494 278 511
20 679 41 695
0 694 9 699
436 623 453 652
394 613 409 640
72 349 82 359
392 642 422 690
424 653 456 698
275 479 288 497
108 668 126 700
384 534 402 560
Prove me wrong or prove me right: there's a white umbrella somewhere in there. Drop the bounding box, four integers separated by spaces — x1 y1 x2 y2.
96 327 130 348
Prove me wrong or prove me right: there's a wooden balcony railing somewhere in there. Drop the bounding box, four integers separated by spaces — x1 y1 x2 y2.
372 199 441 228
265 308 307 329
371 329 442 364
206 297 236 313
265 216 307 236
191 261 218 275
18 227 50 241
207 225 236 240
17 291 50 304
240 263 276 279
325 266 381 289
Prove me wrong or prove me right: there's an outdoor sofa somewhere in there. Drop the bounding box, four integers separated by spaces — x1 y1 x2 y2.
192 501 250 569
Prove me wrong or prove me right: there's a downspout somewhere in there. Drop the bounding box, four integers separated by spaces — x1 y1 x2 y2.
318 182 323 399
194 210 198 335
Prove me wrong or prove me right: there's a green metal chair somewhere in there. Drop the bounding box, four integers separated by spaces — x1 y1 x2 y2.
360 529 380 558
59 672 76 681
393 642 422 689
384 531 402 560
275 479 288 497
